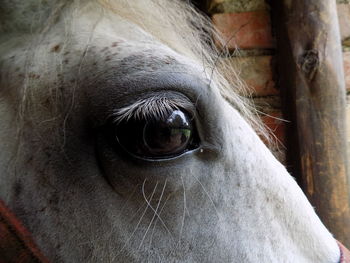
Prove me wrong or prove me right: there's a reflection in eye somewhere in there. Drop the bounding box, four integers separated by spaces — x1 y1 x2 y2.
114 109 199 160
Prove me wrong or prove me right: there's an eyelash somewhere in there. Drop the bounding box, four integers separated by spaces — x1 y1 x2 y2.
111 95 195 123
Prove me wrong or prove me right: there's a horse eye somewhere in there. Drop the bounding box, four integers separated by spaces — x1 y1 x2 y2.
114 110 199 159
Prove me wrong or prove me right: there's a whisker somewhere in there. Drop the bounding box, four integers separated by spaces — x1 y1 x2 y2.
177 175 187 246
138 179 167 249
114 179 158 258
148 192 173 251
193 174 220 219
142 179 174 240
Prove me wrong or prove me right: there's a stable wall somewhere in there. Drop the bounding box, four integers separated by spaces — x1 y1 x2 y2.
206 0 350 165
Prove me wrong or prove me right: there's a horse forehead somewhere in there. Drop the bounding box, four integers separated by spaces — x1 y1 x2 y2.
0 0 254 172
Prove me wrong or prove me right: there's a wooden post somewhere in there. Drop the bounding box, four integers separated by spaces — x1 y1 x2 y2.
271 0 350 246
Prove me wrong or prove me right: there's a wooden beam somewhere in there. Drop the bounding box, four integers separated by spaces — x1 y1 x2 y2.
270 0 350 246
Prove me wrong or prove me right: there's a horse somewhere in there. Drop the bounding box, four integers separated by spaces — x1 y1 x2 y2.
0 0 348 262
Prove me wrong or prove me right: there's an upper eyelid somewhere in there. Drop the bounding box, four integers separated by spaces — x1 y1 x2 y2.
111 94 195 123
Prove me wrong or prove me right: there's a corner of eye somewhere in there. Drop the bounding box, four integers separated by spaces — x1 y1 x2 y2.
196 143 222 159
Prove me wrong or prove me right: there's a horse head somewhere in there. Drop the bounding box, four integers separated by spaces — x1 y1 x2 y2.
0 0 346 262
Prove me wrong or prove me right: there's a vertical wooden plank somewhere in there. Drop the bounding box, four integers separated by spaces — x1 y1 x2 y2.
271 0 350 246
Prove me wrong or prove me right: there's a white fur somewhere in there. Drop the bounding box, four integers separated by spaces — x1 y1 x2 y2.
0 0 341 262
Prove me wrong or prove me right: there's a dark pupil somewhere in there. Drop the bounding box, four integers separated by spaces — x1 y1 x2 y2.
115 110 194 159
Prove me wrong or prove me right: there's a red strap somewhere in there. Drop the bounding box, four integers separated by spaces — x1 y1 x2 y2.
338 240 350 263
0 199 49 263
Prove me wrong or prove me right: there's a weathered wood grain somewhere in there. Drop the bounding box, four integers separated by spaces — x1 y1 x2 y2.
271 0 350 246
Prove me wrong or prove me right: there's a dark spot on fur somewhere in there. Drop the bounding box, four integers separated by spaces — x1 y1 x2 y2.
64 59 69 64
51 44 61 53
101 47 109 52
92 62 97 66
49 192 59 205
42 98 51 108
39 207 47 212
64 51 70 56
13 180 23 198
164 55 176 64
105 56 111 61
29 73 40 79
111 42 119 47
